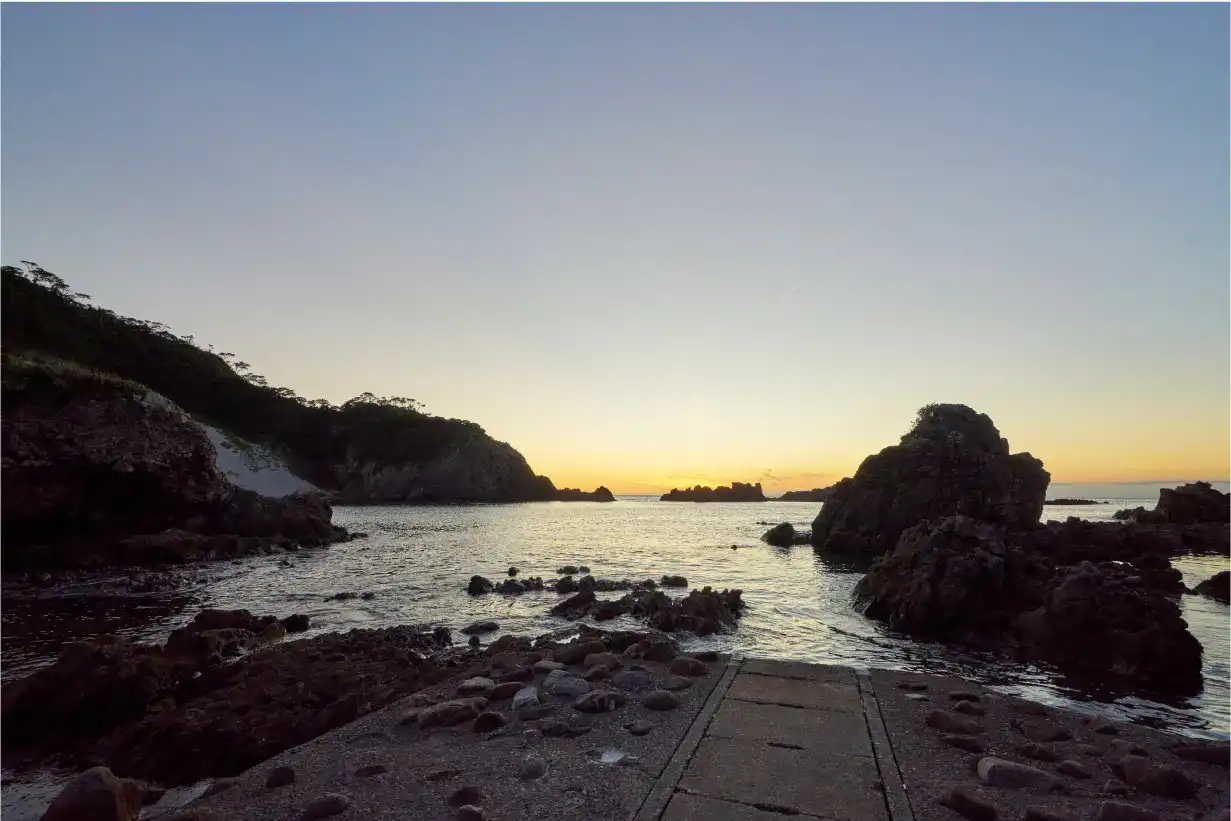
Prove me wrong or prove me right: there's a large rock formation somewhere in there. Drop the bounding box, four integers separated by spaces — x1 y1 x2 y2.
660 482 766 502
1114 482 1230 525
773 485 837 502
329 430 555 504
854 517 1204 695
812 404 1050 555
1 356 350 570
555 486 616 502
1193 570 1230 603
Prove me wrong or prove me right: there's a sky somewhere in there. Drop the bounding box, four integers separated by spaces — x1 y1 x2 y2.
3 4 1228 495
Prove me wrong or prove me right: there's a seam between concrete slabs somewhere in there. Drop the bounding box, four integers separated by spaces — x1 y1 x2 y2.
630 655 742 821
858 670 916 821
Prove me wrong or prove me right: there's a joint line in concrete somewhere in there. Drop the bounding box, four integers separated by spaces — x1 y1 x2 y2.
858 671 916 821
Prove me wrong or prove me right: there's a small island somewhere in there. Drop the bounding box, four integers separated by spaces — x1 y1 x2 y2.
1043 498 1105 505
555 486 615 502
773 485 837 502
660 482 766 502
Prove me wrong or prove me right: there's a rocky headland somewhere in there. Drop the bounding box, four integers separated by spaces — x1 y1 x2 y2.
1045 498 1105 505
554 486 616 502
811 403 1228 697
659 482 766 502
1113 481 1230 525
772 485 837 502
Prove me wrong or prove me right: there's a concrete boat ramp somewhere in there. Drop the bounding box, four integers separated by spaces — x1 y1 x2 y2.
166 657 1230 821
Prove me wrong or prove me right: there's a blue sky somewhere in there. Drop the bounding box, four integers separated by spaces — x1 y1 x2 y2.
3 4 1227 492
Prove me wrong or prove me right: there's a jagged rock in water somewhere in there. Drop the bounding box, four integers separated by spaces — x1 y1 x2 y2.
555 486 615 502
660 482 766 502
1113 482 1230 525
811 404 1049 556
1193 570 1230 603
762 522 797 546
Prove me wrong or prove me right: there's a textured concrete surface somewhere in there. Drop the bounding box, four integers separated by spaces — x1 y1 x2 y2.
661 792 827 821
726 671 863 712
706 698 873 756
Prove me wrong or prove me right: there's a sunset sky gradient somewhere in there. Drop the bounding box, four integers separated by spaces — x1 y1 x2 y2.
3 4 1227 494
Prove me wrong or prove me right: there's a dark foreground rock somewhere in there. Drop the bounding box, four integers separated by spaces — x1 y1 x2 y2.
761 522 811 546
773 486 837 502
1114 482 1229 525
1192 570 1230 603
812 404 1050 556
660 482 766 502
2 611 453 785
855 517 1203 695
554 486 615 502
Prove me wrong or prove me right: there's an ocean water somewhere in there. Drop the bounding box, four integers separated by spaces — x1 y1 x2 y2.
4 499 1226 735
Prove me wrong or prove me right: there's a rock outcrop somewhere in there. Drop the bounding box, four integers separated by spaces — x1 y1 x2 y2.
1113 482 1230 525
761 522 811 546
1 357 352 570
773 486 837 502
555 486 615 502
660 482 766 502
854 516 1204 695
811 404 1050 555
330 430 556 504
1193 570 1230 603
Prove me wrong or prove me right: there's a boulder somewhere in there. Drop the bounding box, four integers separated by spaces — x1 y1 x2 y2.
1193 570 1230 603
812 404 1049 555
975 757 1060 791
1114 482 1229 525
762 522 797 547
466 576 493 596
40 766 148 821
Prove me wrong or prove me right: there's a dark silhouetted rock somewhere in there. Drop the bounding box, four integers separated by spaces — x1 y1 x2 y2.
939 787 997 821
466 576 493 595
40 766 148 821
1114 482 1229 525
555 487 615 502
266 765 296 788
1193 570 1230 603
774 486 837 503
812 404 1049 555
660 482 766 502
762 522 809 546
460 621 499 635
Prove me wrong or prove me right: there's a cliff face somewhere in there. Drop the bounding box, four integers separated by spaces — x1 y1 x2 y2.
2 355 346 570
331 431 555 504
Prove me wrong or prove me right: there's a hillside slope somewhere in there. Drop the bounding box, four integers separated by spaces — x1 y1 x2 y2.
1 263 556 502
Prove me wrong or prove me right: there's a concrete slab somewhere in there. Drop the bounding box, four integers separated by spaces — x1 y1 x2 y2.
678 736 888 821
706 699 873 757
741 658 857 685
727 673 862 713
662 792 826 821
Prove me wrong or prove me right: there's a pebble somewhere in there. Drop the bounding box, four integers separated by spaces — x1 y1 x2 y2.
508 567 518 576
611 670 653 692
926 710 981 735
548 675 590 698
353 764 388 777
1018 743 1059 762
899 681 929 691
954 701 986 716
1056 760 1092 780
949 691 981 702
456 806 486 821
583 652 623 670
941 734 986 753
498 666 535 683
1022 722 1072 743
448 786 483 807
1092 720 1121 736
518 755 548 780
1094 803 1160 821
939 787 997 821
644 690 680 711
905 693 930 702
1118 755 1196 799
533 660 565 673
425 769 459 782
1025 808 1074 821
473 711 508 733
1075 744 1103 757
1102 780 1131 796
669 656 708 677
457 677 495 696
300 793 350 821
574 690 626 713
489 681 524 700
626 720 654 736
512 687 540 710
266 765 296 788
975 757 1060 791
661 675 694 691
583 665 611 681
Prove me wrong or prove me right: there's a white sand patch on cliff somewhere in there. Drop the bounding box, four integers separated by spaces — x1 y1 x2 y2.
200 423 319 498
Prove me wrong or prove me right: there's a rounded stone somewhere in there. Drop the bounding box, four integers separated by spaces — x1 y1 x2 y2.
266 765 296 788
448 786 483 808
626 720 654 736
300 793 350 821
661 675 694 691
473 711 508 733
457 806 486 821
644 690 679 711
518 754 548 781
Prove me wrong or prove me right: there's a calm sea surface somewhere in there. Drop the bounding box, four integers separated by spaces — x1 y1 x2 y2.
3 498 1228 818
4 499 1227 734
